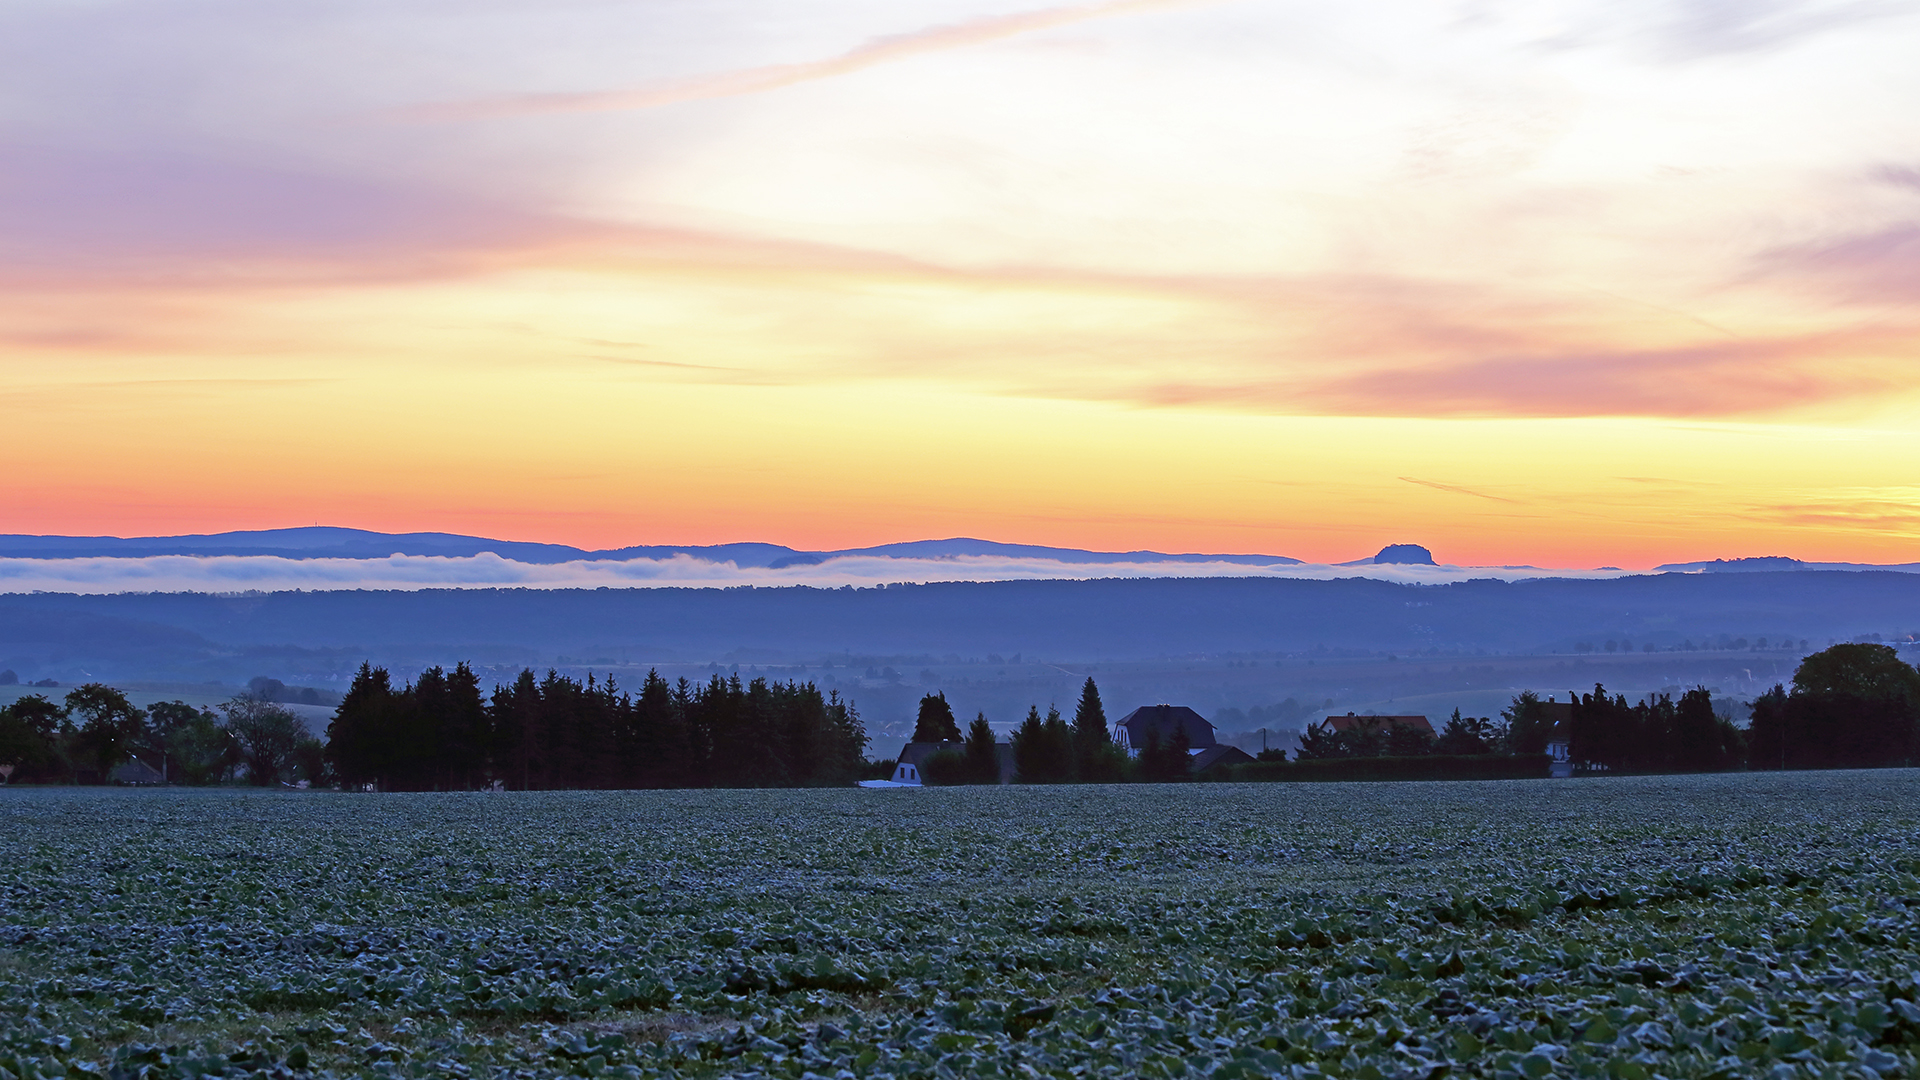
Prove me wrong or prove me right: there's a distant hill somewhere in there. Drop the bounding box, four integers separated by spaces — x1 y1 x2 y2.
1656 556 1920 573
0 527 1301 568
1 570 1916 684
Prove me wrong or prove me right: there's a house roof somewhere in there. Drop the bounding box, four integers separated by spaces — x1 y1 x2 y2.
894 740 1017 783
896 741 961 767
1321 713 1435 737
1115 705 1217 749
110 758 164 785
1190 744 1254 773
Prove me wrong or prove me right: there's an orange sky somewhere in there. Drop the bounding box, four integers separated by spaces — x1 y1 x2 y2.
2 0 1919 568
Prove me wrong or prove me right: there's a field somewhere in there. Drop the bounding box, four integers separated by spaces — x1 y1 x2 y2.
3 776 1918 1079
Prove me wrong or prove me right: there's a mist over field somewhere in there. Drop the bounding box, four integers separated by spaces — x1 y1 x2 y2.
0 551 1643 594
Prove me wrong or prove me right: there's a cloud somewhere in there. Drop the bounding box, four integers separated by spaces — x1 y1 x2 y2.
1399 477 1519 503
1653 0 1906 58
1282 330 1913 418
1741 489 1920 535
0 552 1641 595
1763 222 1920 304
1874 164 1920 191
404 0 1209 122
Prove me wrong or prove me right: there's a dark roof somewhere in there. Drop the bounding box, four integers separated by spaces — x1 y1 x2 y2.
1537 702 1573 744
1321 713 1435 737
1116 705 1217 749
896 741 961 767
110 758 164 785
896 740 1016 783
1190 745 1254 774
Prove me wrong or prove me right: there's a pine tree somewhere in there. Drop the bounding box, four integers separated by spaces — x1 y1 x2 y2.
1070 677 1122 781
1011 706 1047 782
327 662 395 788
1165 718 1191 780
963 713 999 784
912 691 961 743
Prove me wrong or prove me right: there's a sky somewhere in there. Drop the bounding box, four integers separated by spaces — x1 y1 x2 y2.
3 0 1919 570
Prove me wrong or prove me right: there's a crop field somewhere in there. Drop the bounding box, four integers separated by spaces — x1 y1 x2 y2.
3 776 1919 1080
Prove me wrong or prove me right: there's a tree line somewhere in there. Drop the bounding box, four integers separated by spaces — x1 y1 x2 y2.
0 685 319 786
323 663 867 790
7 643 1913 788
908 679 1184 784
1290 643 1917 774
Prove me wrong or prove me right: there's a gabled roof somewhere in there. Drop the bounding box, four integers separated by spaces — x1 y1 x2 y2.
1116 705 1217 749
1321 713 1435 737
896 741 961 767
893 740 1016 784
1190 744 1254 774
110 757 164 784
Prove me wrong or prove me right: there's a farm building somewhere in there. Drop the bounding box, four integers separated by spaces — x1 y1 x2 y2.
1113 705 1217 756
1321 713 1434 738
1189 744 1255 776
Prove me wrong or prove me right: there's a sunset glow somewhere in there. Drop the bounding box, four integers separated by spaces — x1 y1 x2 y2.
4 0 1918 567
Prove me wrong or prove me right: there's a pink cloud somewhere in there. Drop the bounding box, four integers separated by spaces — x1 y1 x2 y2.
1763 221 1920 303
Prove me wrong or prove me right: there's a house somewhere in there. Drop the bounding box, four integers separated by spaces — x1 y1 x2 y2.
857 740 1017 787
1542 701 1574 777
1113 705 1217 756
1320 713 1435 738
110 757 165 785
1189 744 1255 776
874 740 953 786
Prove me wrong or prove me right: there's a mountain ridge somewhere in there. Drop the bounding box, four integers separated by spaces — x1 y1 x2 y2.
0 527 1303 567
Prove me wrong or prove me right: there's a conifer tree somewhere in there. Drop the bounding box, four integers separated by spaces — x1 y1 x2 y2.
912 691 961 743
1011 706 1047 782
327 662 395 788
963 713 999 784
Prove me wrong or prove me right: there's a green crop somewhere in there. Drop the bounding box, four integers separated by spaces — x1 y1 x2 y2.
3 773 1917 1078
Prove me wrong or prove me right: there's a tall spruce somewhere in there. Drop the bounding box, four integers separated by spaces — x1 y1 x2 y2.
912 691 962 743
963 713 999 784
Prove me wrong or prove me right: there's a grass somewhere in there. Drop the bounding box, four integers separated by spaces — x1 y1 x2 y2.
2 773 1918 1077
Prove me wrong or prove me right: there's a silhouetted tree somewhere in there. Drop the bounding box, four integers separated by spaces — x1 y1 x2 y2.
1012 705 1072 782
66 684 146 782
143 700 214 783
1293 720 1342 760
1436 708 1491 755
0 694 64 782
1070 677 1125 781
963 712 1000 783
1503 691 1552 755
327 663 399 788
1748 644 1919 769
223 696 306 786
912 691 961 743
1387 719 1436 757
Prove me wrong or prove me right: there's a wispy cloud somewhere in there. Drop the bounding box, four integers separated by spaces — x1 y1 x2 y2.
403 0 1209 122
1399 477 1519 503
1741 488 1920 536
1762 223 1920 303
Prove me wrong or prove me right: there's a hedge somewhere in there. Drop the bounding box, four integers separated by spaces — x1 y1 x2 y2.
1218 753 1552 783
